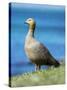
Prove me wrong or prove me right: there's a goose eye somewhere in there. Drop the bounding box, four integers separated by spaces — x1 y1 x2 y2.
29 19 31 21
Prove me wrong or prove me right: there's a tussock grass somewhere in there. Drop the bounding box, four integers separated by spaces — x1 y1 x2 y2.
11 62 65 87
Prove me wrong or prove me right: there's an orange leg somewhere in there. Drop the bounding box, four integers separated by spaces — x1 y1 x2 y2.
35 64 41 71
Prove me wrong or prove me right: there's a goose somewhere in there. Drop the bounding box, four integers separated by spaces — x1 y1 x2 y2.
24 18 60 71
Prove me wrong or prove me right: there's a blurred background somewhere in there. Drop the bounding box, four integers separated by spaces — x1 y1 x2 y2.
10 3 65 76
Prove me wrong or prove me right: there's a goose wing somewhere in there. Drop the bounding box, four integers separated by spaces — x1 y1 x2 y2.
29 41 55 65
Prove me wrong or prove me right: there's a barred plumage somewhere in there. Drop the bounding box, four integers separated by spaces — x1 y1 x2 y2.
24 18 60 71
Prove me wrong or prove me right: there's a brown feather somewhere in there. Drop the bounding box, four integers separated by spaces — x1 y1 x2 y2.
25 18 60 71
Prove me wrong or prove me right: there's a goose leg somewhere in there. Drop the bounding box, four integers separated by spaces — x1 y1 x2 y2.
35 64 41 71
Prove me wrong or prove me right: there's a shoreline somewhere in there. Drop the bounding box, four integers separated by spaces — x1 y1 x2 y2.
10 60 65 87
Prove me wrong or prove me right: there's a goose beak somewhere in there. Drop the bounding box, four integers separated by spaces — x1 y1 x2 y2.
24 20 28 24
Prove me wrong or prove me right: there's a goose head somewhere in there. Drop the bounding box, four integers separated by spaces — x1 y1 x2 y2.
25 18 36 30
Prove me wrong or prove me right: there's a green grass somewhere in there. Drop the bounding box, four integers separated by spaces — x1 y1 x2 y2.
11 63 65 87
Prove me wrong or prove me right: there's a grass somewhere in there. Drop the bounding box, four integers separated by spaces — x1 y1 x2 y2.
11 61 65 87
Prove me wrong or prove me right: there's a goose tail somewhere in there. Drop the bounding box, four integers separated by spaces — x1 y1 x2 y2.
54 60 60 67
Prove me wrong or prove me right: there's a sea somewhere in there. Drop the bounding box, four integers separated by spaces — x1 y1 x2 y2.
9 3 65 76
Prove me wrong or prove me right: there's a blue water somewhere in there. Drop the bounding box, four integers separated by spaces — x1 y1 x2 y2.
10 3 65 76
